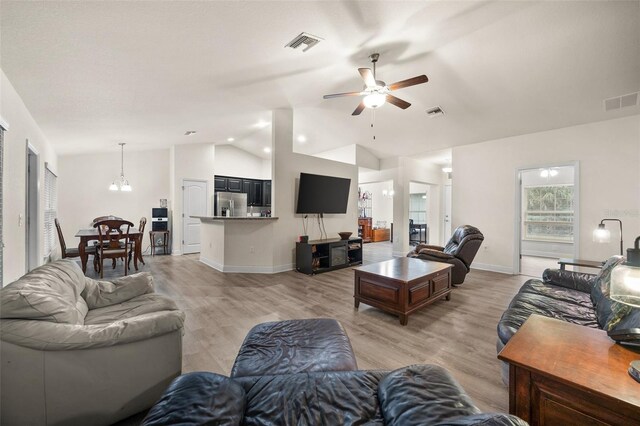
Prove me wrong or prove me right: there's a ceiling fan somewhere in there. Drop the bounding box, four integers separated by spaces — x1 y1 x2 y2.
323 53 429 116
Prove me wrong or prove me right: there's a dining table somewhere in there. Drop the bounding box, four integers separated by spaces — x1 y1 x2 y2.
75 227 143 274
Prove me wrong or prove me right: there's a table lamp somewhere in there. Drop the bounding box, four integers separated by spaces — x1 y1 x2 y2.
593 218 623 255
610 235 640 382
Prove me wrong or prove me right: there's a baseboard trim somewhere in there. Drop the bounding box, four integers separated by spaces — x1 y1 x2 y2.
472 262 513 275
199 256 293 274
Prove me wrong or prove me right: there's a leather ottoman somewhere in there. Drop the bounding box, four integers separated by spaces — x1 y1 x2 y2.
230 318 358 377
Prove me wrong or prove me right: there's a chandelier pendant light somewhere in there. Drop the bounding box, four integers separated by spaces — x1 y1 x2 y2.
109 142 132 192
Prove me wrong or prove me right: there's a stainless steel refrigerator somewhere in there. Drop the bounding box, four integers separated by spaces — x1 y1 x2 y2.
216 192 247 217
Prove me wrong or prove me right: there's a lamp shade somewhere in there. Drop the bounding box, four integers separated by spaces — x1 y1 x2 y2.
611 264 640 308
593 225 611 243
363 92 386 109
109 182 118 191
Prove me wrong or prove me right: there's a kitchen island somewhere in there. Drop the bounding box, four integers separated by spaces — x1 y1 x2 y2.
192 216 279 273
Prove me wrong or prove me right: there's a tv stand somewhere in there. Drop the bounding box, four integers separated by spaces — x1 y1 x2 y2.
296 238 362 275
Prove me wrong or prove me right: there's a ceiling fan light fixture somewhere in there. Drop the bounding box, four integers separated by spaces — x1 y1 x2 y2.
363 92 386 109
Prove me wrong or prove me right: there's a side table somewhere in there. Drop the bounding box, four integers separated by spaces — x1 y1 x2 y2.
498 314 640 425
149 230 170 256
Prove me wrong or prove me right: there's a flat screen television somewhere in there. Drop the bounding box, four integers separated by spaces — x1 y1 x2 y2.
296 173 351 214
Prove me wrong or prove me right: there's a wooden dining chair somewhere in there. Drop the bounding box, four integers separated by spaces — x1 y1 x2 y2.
128 217 147 269
93 219 134 278
91 215 123 227
55 218 100 272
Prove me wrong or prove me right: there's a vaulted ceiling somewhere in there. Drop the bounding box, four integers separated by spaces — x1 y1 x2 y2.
1 1 639 159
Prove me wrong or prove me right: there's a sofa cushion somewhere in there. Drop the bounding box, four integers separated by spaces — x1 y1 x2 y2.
0 260 88 324
231 318 358 377
497 279 598 345
235 370 386 425
84 293 179 325
589 256 626 328
378 365 480 426
143 372 245 426
82 272 154 309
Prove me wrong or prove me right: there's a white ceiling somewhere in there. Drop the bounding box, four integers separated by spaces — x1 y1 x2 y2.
1 1 639 159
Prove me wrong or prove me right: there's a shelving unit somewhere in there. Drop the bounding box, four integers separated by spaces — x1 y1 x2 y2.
296 237 363 275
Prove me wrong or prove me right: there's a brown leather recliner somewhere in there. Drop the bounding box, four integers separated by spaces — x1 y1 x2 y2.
407 225 484 285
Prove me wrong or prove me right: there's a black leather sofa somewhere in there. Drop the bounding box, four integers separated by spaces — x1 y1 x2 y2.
407 225 484 285
497 255 640 383
144 318 526 425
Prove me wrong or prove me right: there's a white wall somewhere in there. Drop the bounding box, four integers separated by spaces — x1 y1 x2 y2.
57 149 170 250
170 143 215 254
271 109 359 270
312 144 356 165
359 181 393 228
1 70 58 284
214 145 271 180
453 115 640 274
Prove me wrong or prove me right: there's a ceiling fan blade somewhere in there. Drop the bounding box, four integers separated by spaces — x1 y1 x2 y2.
386 94 411 109
388 75 429 91
352 101 366 116
358 68 376 87
323 91 363 99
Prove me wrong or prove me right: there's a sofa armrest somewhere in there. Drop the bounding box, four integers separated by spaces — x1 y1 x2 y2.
434 413 528 426
415 244 445 252
416 249 456 261
0 310 184 350
542 269 597 293
82 272 154 309
142 372 245 426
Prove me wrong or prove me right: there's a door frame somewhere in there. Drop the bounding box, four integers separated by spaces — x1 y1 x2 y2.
182 178 208 255
25 141 40 272
442 184 452 244
513 161 580 275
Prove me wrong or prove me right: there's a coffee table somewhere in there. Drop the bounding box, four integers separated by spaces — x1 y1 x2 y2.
354 257 453 325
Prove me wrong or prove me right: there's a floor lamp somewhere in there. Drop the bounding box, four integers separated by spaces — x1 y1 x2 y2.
593 218 623 256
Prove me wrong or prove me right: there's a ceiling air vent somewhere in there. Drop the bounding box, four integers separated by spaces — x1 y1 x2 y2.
285 32 323 52
604 92 639 112
426 106 445 118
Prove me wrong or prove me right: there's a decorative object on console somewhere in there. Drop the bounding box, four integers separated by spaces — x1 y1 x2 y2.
593 218 623 255
159 198 168 208
610 235 640 382
109 142 132 192
338 231 352 240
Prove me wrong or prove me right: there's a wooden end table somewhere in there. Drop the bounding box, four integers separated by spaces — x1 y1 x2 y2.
149 230 170 256
498 314 640 425
354 257 452 325
557 258 604 271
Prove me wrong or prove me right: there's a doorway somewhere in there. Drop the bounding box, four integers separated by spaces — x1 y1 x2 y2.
182 179 208 254
515 163 579 277
26 143 39 272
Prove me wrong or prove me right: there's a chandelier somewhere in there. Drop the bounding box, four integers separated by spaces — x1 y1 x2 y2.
109 143 132 192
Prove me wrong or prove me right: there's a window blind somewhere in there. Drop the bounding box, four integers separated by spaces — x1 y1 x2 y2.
44 164 57 257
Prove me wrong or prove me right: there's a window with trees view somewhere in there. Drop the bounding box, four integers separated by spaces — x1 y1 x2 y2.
523 185 574 242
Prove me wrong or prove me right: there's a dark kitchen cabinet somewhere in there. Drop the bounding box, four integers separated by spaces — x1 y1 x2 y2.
263 180 271 206
214 176 243 192
227 178 242 192
214 177 227 191
242 179 263 206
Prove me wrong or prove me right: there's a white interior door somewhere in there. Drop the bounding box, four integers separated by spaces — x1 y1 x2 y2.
26 144 39 272
443 185 452 243
182 180 207 254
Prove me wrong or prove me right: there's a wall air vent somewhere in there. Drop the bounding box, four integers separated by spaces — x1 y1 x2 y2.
285 32 324 52
604 92 639 112
426 106 445 118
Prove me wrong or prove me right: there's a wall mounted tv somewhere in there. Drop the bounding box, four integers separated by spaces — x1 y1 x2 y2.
296 173 351 214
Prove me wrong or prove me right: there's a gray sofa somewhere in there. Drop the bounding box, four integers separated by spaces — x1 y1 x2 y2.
0 260 185 426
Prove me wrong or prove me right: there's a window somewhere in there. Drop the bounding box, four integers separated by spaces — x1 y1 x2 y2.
409 193 427 224
523 185 573 242
44 165 57 257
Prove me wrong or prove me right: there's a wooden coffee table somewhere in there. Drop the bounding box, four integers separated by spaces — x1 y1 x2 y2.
354 257 453 325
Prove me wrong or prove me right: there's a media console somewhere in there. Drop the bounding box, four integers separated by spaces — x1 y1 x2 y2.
296 237 363 275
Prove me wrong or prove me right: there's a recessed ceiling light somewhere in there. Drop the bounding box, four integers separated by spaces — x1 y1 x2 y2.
297 135 307 143
255 120 270 129
227 137 235 142
263 147 272 153
184 130 197 136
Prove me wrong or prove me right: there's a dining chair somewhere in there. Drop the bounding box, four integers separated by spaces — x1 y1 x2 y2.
93 219 134 278
91 215 123 227
128 217 147 269
55 218 100 272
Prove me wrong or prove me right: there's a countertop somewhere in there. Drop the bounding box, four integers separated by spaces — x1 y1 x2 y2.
191 216 278 221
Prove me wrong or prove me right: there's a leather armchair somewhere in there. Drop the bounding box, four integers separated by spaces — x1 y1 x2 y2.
407 225 484 285
0 260 185 426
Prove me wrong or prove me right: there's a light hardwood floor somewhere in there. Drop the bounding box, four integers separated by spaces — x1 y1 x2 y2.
92 244 529 414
